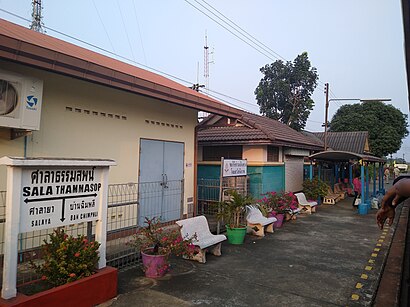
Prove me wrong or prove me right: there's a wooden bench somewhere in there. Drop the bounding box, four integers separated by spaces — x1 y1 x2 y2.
176 215 226 263
246 205 277 237
323 187 340 205
333 183 347 199
295 192 318 214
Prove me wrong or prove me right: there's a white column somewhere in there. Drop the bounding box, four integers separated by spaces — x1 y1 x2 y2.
95 166 109 269
2 166 22 299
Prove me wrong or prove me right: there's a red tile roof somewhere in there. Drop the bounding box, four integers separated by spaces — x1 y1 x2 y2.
0 19 242 118
198 113 323 150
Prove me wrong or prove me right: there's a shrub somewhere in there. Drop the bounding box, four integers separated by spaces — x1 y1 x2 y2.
302 177 329 200
32 229 100 287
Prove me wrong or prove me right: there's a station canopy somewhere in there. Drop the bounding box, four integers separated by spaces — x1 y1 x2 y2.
308 150 385 163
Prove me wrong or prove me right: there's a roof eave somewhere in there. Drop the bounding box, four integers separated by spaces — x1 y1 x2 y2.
0 33 242 119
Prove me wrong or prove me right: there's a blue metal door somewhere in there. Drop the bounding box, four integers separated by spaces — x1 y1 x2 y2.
163 141 184 221
138 139 184 225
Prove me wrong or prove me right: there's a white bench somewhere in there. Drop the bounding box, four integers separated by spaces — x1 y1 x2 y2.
295 192 318 214
246 205 277 237
176 215 226 263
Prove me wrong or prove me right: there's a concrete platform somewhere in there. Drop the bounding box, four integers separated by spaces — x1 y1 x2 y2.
103 196 395 307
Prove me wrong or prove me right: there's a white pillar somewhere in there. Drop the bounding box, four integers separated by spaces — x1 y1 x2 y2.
95 167 109 269
2 166 22 299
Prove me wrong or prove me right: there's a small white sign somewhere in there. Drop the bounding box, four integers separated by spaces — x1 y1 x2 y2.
20 167 102 232
222 159 247 177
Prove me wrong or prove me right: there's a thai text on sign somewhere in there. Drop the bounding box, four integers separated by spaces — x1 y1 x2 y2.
20 167 102 232
222 159 247 177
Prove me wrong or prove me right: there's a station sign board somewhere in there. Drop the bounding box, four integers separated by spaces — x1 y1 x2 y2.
20 167 103 233
222 159 247 177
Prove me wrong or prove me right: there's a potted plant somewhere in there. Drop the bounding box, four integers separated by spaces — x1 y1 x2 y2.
303 177 329 203
217 190 253 244
128 217 196 278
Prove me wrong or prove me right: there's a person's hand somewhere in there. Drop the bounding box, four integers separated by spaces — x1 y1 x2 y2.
376 206 395 230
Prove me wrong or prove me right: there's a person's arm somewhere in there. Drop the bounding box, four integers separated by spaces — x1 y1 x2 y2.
376 179 410 229
376 187 397 229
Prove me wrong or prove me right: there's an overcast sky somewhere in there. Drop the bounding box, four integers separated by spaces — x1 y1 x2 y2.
0 0 408 159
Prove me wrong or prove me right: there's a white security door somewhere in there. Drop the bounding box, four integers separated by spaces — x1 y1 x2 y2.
138 139 184 225
285 155 304 192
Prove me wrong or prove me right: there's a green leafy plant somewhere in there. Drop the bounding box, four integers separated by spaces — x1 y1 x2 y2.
217 190 253 228
128 217 196 257
32 229 100 287
303 177 329 200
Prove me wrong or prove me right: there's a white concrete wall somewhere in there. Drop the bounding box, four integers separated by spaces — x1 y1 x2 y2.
0 61 197 214
243 145 266 162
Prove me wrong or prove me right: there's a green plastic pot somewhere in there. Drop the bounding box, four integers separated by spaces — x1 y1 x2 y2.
225 225 247 245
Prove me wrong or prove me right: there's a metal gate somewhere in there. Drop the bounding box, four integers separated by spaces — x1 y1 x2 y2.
106 180 183 269
285 156 304 192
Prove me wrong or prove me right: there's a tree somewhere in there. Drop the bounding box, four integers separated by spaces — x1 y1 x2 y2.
329 101 408 157
254 52 318 131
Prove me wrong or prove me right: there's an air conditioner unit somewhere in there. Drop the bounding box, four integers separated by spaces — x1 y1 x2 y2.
0 69 43 131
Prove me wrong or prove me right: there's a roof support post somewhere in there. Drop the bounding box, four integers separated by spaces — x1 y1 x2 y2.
373 162 377 197
365 162 370 205
349 164 353 185
361 163 365 205
309 161 313 180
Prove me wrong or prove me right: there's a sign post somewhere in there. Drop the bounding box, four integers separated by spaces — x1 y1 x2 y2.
0 157 115 299
217 158 247 234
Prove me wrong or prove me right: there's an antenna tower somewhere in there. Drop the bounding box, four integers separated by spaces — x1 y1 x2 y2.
204 34 209 93
30 0 44 33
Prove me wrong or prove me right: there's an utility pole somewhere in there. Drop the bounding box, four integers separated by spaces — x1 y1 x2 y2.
324 83 329 151
30 0 44 33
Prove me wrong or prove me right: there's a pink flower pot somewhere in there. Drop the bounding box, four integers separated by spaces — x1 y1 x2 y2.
141 249 169 278
273 213 284 228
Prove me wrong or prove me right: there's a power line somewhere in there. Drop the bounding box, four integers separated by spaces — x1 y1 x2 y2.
206 88 258 108
0 8 261 114
203 91 252 112
186 0 332 95
0 8 339 119
92 0 116 54
192 0 286 61
116 0 136 62
184 0 279 62
132 0 147 65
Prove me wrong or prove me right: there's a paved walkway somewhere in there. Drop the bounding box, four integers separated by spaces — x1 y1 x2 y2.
103 196 394 307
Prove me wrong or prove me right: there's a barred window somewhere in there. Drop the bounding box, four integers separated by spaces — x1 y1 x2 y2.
267 146 279 162
203 146 242 161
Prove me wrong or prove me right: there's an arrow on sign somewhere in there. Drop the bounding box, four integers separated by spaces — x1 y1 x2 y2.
24 193 97 204
61 199 66 222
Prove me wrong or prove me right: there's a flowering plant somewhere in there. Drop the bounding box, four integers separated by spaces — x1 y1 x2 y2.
32 229 100 287
129 217 196 257
258 191 298 215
